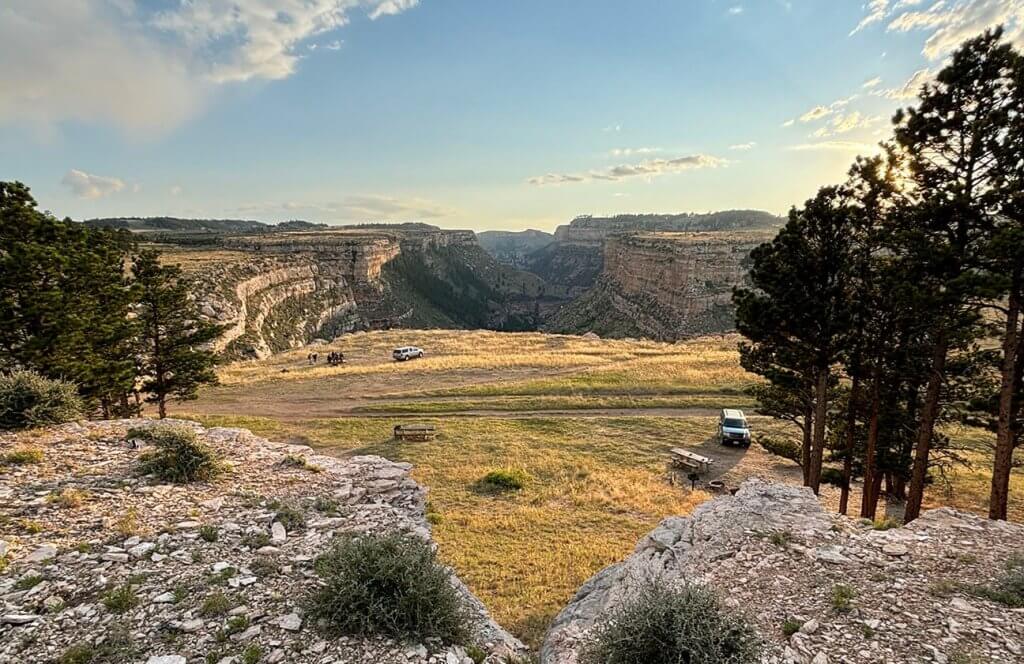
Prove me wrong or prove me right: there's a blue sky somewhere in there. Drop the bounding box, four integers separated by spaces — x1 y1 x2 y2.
2 1 1022 230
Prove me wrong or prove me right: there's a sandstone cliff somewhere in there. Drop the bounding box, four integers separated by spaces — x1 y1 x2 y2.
543 480 1024 664
0 419 526 664
191 228 556 357
548 231 771 340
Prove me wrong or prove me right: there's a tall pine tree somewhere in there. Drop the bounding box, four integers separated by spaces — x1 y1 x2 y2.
133 250 222 418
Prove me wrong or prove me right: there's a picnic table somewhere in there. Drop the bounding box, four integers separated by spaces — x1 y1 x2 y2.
393 424 437 442
669 448 714 474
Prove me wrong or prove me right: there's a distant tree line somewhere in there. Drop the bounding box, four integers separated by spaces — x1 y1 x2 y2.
735 28 1023 522
0 182 221 419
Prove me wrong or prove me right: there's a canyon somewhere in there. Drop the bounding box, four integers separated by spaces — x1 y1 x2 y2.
165 209 784 356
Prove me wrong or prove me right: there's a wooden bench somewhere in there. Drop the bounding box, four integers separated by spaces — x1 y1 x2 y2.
393 424 437 442
669 448 714 474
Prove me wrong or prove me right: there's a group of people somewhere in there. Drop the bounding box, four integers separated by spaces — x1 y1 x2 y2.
306 351 345 365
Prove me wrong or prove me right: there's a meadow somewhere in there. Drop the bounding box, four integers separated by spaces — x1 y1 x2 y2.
179 329 1022 648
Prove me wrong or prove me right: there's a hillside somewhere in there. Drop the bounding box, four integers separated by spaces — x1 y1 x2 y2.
0 419 525 663
477 230 555 269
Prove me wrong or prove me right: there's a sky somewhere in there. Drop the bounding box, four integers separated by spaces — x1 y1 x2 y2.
2 1 1023 231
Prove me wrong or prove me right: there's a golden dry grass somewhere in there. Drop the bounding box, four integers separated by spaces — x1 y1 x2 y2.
181 413 712 647
183 330 1022 649
214 329 701 387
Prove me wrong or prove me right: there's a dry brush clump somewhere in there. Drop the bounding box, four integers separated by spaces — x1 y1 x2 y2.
307 532 472 644
131 425 221 483
579 580 761 664
0 370 83 431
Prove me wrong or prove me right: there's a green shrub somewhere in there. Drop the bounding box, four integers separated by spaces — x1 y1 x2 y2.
479 468 529 492
580 581 761 664
0 370 83 430
872 517 900 531
199 591 232 617
274 503 306 531
781 618 803 637
102 583 139 614
199 524 218 542
831 584 856 613
132 425 220 483
307 532 470 643
241 645 263 664
756 435 801 465
969 555 1024 607
819 467 846 488
2 446 44 465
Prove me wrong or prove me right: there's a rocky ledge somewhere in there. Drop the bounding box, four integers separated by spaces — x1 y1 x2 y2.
542 480 1023 664
0 420 524 664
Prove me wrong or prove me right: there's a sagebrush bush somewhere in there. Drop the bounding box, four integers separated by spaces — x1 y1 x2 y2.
580 581 761 664
307 532 470 643
132 425 220 483
0 370 83 431
971 554 1024 607
479 468 529 492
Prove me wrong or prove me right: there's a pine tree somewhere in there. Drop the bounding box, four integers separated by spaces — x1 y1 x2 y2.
0 181 138 414
734 187 860 493
892 30 1016 521
133 250 222 418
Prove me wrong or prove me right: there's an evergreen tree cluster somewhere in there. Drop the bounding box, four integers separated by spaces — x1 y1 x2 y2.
0 182 221 420
734 28 1024 522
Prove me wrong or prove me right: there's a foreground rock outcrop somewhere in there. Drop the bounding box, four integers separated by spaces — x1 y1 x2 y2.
0 420 524 663
542 480 1024 664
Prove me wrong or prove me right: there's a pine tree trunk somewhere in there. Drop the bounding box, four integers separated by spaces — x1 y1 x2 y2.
839 374 861 515
860 372 881 519
990 270 1021 520
801 400 814 486
158 397 166 419
905 331 949 522
808 366 829 494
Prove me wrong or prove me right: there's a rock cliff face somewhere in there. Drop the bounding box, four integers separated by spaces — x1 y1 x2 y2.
543 480 1024 664
548 231 771 340
193 229 555 357
0 419 526 663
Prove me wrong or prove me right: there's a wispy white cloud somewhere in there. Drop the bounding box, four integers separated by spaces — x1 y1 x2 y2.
871 67 935 99
602 124 623 133
609 147 662 157
61 169 127 199
811 111 883 138
862 76 883 89
0 0 420 137
728 6 744 16
852 0 1024 58
527 154 727 186
788 95 857 125
787 140 877 153
170 185 184 196
729 142 757 150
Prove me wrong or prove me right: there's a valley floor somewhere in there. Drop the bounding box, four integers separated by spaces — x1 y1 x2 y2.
178 329 1023 648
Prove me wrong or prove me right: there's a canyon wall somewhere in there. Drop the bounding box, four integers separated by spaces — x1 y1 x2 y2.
547 230 771 340
193 228 556 357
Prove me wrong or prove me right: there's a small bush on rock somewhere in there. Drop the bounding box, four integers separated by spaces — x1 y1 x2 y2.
2 446 43 466
970 554 1024 607
0 370 83 431
132 425 220 483
307 532 470 643
580 581 761 664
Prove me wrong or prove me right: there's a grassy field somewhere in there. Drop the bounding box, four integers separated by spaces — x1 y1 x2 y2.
178 329 1022 649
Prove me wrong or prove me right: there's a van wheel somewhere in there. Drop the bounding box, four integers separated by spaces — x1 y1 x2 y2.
417 352 423 358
